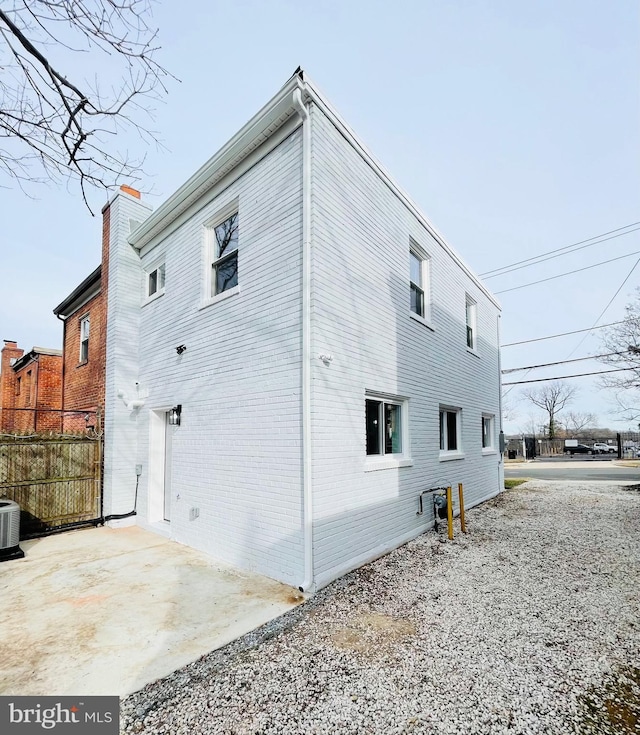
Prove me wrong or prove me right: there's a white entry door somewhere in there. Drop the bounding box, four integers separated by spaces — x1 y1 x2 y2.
163 411 173 522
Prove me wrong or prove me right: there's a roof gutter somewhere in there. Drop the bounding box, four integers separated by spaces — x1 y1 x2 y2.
129 76 303 251
128 70 497 308
292 87 314 593
53 265 101 319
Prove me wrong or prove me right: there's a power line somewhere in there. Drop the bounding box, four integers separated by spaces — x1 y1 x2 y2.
484 227 640 280
501 320 628 347
494 251 640 295
564 256 640 360
482 227 640 279
502 367 632 386
501 351 626 374
480 222 640 278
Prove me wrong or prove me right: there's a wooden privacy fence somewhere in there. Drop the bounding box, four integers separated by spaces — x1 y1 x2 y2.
0 437 102 537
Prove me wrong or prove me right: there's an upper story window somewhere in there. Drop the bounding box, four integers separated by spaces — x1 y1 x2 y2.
410 251 424 317
80 315 90 363
25 370 32 405
409 243 431 323
465 295 477 351
147 264 165 298
15 377 20 396
211 212 239 297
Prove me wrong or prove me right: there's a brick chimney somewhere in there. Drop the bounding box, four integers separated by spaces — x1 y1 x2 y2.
101 184 152 517
119 184 141 199
0 340 24 431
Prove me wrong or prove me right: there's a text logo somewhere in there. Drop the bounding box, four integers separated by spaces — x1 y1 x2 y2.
2 697 118 734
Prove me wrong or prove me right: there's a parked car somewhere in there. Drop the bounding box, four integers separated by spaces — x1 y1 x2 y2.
564 444 593 455
592 442 616 454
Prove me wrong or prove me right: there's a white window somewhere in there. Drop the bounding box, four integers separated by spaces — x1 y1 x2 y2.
210 212 239 297
410 243 431 322
79 315 90 363
440 406 462 457
365 393 411 461
465 295 477 350
482 414 495 450
147 264 165 298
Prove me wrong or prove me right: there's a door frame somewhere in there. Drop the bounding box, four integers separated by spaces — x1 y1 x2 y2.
148 407 174 525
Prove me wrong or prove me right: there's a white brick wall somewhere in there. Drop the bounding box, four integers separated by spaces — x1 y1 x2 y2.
103 191 153 517
308 104 503 588
103 95 502 591
109 130 305 586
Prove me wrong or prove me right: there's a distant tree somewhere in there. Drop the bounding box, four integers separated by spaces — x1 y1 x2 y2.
501 393 518 424
521 381 576 439
561 411 597 438
517 413 546 437
0 0 170 207
598 288 640 421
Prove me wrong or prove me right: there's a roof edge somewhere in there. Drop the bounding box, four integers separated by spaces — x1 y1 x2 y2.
53 265 102 318
299 74 501 310
127 70 499 309
129 74 304 250
12 347 62 371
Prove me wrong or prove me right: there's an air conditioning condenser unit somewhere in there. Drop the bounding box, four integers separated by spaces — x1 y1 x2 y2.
0 499 25 561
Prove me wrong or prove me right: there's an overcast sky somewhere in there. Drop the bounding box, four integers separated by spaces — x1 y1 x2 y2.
1 0 638 433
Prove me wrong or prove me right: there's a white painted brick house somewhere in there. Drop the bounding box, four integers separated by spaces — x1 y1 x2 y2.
103 71 503 592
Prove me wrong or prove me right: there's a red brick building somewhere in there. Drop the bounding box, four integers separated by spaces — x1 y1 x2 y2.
53 265 105 433
52 185 137 432
0 341 63 433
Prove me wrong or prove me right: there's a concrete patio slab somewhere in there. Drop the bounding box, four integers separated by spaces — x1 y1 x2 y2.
0 526 304 697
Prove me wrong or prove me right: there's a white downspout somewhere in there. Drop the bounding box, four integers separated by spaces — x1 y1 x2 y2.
498 314 505 491
292 87 313 592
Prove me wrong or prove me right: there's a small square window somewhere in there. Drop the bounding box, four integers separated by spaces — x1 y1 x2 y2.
440 406 461 454
482 414 495 450
466 295 477 350
79 315 90 363
148 264 165 297
366 396 405 457
211 212 239 296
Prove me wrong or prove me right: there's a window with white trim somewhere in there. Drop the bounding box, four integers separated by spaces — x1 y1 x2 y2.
410 244 430 321
147 263 165 298
366 396 405 456
79 315 90 363
440 406 461 454
210 212 239 297
482 414 495 450
465 295 477 350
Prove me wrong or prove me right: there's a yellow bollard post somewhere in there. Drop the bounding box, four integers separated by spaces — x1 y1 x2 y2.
446 486 454 540
458 483 467 533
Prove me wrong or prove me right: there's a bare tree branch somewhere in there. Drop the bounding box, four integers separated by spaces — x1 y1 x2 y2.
598 289 640 420
561 411 597 437
0 0 174 211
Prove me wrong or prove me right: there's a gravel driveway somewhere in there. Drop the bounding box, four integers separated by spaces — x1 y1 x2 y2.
122 481 640 735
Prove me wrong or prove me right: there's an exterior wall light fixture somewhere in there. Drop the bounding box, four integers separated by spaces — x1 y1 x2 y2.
168 404 182 426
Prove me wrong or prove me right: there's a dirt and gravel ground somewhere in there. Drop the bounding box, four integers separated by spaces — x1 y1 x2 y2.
122 481 640 735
